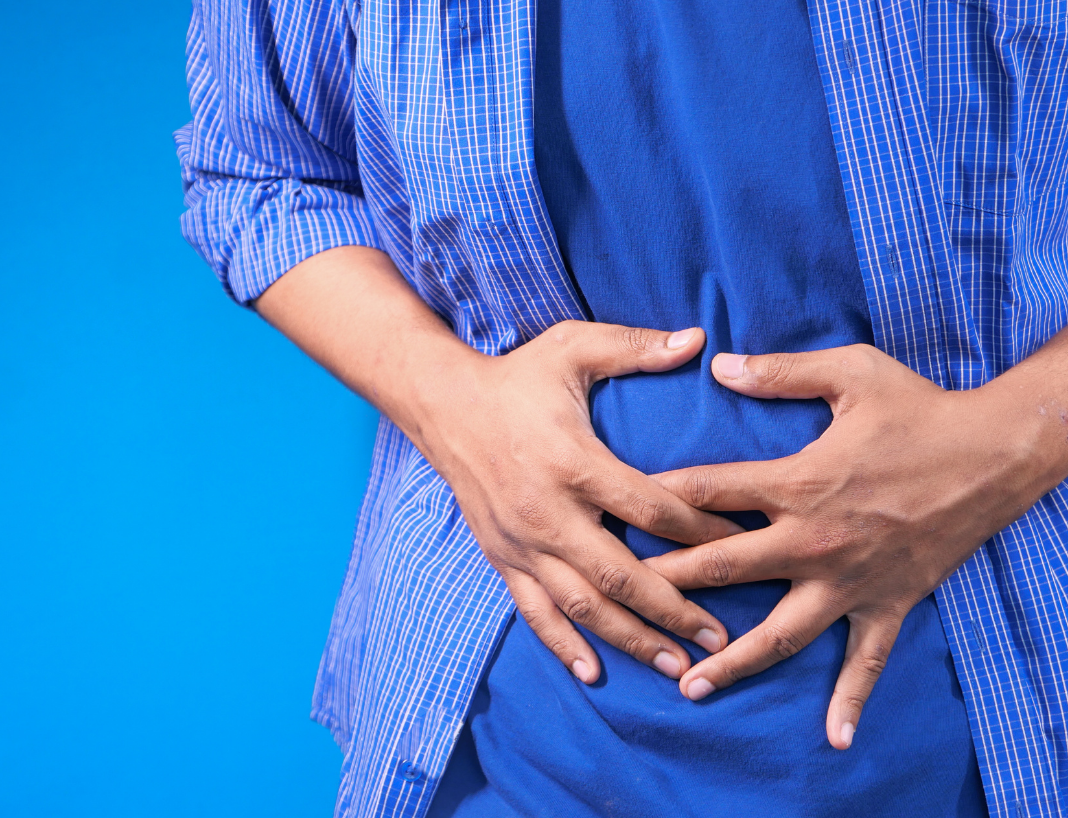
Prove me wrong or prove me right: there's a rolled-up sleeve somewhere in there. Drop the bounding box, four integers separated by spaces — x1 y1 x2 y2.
175 0 382 305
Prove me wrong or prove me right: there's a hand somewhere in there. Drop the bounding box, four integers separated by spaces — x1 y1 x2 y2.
419 320 741 683
645 344 1064 748
256 250 739 684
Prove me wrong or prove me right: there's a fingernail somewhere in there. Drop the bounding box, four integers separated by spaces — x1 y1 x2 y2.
694 628 722 654
840 722 855 749
666 328 698 349
715 353 747 379
653 651 682 678
686 677 715 701
571 659 593 683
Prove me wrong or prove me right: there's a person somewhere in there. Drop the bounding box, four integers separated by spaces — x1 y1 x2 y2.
176 0 1068 815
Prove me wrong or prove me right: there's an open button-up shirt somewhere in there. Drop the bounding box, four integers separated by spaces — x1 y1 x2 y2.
176 1 1068 815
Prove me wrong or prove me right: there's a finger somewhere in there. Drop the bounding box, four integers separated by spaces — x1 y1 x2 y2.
561 530 729 655
586 446 745 545
711 345 883 409
653 460 792 514
644 527 797 590
547 319 706 383
679 582 838 700
826 612 903 750
536 557 695 678
508 570 601 684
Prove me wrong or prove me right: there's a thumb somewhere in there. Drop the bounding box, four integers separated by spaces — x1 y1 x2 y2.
711 345 879 407
557 321 706 382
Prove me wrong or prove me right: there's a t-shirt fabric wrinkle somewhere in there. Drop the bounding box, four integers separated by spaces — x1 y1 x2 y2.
429 0 989 815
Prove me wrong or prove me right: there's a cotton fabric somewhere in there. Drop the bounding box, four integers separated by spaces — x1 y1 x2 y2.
428 0 986 812
176 1 1068 815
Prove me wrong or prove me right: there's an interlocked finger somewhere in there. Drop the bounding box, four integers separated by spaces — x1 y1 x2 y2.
653 460 792 515
643 527 798 590
564 529 728 654
535 555 701 678
587 445 745 546
508 569 600 683
679 582 839 700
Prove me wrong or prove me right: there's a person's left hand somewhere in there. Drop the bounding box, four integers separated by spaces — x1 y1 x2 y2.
644 344 1058 750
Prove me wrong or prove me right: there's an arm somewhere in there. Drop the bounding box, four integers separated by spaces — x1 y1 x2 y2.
255 246 741 682
176 0 380 304
647 329 1068 747
179 0 737 683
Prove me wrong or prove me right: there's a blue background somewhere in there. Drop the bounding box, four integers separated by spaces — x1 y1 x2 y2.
0 2 380 815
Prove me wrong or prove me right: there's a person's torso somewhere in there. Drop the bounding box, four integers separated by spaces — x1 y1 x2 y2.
430 1 988 814
296 0 1068 811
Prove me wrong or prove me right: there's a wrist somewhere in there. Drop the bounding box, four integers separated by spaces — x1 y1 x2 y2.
974 364 1068 503
372 327 493 468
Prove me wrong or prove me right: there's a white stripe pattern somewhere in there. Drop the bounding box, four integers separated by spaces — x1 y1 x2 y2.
176 0 1068 815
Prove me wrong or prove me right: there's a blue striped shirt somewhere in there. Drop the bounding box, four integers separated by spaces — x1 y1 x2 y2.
175 1 1068 816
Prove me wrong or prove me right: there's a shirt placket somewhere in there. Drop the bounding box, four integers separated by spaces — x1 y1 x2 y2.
438 0 584 346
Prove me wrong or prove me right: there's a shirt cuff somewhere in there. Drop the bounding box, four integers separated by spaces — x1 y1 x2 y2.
180 171 383 306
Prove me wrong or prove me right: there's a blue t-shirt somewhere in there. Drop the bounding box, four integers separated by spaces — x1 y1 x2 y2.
429 0 988 815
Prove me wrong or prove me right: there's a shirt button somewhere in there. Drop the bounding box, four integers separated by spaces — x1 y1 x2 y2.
400 761 422 782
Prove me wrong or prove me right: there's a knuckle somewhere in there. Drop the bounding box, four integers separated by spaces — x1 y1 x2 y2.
620 326 653 356
592 561 634 601
552 319 582 342
699 547 733 586
848 343 878 364
763 622 806 661
629 495 670 531
856 644 890 678
857 653 888 678
845 344 881 382
758 353 794 386
819 579 857 611
620 631 650 659
552 448 590 491
841 693 869 715
716 658 745 686
780 465 826 516
805 527 848 559
545 636 575 659
558 588 598 624
546 320 590 362
655 607 689 634
683 469 718 508
510 491 552 536
518 603 555 635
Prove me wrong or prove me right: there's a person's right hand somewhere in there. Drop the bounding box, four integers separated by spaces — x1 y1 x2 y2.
414 320 741 684
254 248 737 685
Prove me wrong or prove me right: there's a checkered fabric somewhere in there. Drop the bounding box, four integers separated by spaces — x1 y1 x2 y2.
176 1 1068 815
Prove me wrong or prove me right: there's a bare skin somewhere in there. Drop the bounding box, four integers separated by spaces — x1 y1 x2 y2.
256 245 739 683
257 244 1068 748
646 338 1068 748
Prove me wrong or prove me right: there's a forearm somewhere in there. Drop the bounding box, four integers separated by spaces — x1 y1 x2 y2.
253 245 733 682
253 245 480 456
980 326 1068 504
